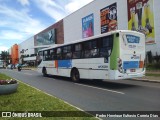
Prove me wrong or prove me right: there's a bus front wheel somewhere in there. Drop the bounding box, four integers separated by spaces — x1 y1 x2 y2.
42 68 48 77
71 68 80 82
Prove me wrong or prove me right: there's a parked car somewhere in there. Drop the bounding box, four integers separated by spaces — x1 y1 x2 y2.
7 64 12 69
15 64 20 69
15 64 22 68
22 63 29 67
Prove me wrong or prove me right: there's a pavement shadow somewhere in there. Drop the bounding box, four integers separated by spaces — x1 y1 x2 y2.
45 75 139 90
80 79 139 90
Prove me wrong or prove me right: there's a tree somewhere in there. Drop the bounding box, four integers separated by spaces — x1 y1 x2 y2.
154 52 160 63
147 51 153 63
0 51 10 65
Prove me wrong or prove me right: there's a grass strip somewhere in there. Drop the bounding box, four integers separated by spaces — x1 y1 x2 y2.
0 73 96 120
145 73 160 77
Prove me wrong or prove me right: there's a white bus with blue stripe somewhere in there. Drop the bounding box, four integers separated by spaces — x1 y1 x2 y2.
37 30 145 82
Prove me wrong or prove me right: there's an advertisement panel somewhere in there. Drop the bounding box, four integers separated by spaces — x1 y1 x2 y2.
128 0 155 44
35 29 56 46
100 3 117 34
82 14 94 38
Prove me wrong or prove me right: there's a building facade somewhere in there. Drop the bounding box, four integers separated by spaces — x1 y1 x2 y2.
18 36 35 64
17 20 64 65
9 0 160 65
34 19 64 53
11 44 19 65
63 0 160 56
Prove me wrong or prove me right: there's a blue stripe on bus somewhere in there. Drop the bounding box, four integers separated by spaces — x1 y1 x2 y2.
58 60 72 68
123 61 139 69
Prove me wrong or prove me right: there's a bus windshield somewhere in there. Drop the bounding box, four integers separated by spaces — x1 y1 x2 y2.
36 51 43 66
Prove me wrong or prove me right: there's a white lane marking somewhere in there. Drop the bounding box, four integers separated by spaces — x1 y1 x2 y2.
23 73 32 75
75 83 125 95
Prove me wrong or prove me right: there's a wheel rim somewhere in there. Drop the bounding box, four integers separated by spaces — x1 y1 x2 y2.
75 70 79 80
72 69 79 82
43 69 47 75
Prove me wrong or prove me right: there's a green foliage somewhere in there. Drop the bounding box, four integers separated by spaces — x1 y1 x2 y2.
0 51 10 65
147 51 153 63
154 52 160 63
146 63 160 70
0 73 12 80
1 51 9 60
145 73 160 77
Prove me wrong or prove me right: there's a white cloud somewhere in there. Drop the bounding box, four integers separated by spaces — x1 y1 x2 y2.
65 0 93 13
0 30 25 40
0 21 8 26
34 0 67 21
17 0 30 6
34 0 94 21
0 46 9 52
0 5 45 41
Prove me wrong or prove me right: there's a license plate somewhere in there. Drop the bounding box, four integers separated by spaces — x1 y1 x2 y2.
130 69 136 72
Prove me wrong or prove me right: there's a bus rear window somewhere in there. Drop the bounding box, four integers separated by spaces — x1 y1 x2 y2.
126 35 140 43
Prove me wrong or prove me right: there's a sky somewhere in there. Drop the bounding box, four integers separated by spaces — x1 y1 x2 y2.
0 0 93 52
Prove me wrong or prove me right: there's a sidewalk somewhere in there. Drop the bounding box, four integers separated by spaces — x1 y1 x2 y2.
132 77 160 83
132 71 160 83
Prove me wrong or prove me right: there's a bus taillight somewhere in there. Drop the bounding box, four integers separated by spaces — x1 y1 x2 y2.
118 58 123 73
139 61 144 68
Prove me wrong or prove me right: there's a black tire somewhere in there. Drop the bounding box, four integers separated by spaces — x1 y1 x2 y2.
71 68 80 82
18 66 22 71
43 68 48 77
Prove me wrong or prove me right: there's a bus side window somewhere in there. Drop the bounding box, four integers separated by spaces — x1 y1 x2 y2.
62 45 72 59
46 50 52 60
72 43 82 59
50 49 55 60
37 51 43 61
43 51 45 61
37 51 42 65
83 40 99 58
43 50 48 61
100 48 109 57
99 35 113 57
53 49 57 60
91 49 99 57
83 41 92 58
57 48 62 60
91 40 99 57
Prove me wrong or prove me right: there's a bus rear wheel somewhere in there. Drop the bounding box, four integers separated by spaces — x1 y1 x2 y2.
71 68 80 82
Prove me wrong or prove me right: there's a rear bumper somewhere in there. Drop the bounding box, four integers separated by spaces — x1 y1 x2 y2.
108 69 145 80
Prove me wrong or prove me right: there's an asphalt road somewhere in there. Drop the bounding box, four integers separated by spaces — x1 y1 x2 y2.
0 69 160 117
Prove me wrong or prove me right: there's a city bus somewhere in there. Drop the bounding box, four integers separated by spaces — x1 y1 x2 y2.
37 30 145 82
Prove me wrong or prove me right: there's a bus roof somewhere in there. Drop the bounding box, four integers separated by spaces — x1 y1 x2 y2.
38 30 144 52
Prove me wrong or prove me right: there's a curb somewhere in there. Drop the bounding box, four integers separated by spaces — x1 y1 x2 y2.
22 68 36 71
132 78 160 83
